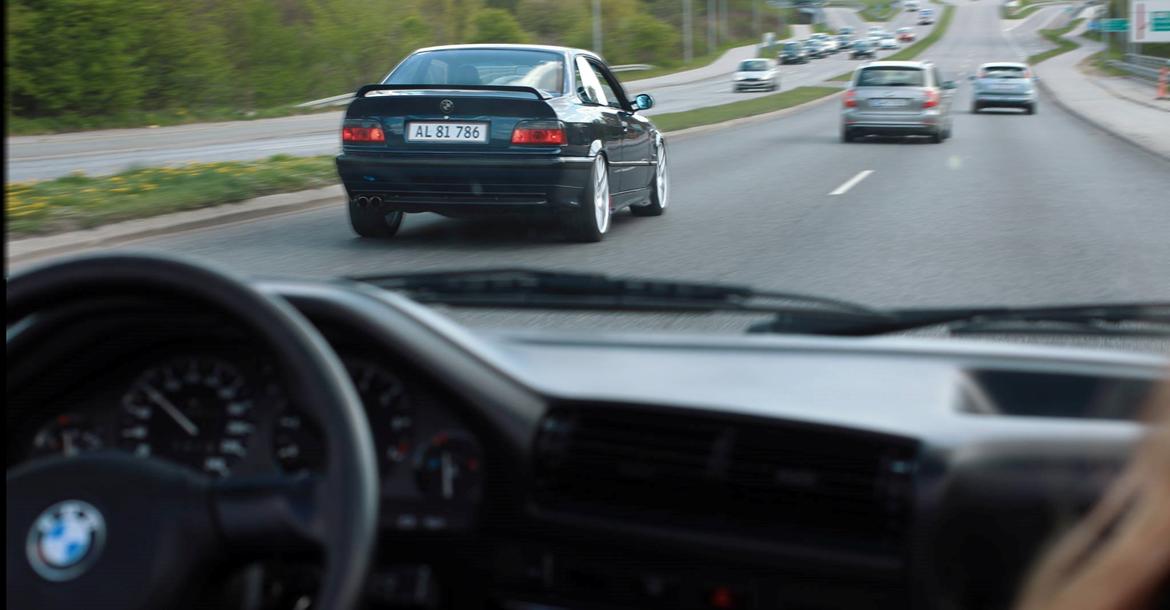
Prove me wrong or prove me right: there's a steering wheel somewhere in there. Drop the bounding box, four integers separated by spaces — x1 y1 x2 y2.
6 253 380 610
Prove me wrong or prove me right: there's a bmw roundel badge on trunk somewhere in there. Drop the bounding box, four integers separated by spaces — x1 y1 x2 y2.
26 500 107 581
439 99 454 114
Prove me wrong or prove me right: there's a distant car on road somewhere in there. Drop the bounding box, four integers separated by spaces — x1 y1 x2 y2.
837 34 855 49
879 37 900 50
778 41 809 64
811 33 840 53
897 27 916 42
733 58 780 92
841 60 958 143
337 44 669 242
803 39 829 59
969 62 1038 114
851 40 877 59
918 8 935 24
839 26 855 36
905 0 920 10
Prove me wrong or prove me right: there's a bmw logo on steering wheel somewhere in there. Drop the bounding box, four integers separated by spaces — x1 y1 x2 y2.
26 500 107 581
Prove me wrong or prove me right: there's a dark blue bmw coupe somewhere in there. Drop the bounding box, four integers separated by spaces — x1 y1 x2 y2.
335 44 669 242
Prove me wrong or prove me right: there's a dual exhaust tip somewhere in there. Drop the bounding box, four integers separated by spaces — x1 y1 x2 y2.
354 195 384 207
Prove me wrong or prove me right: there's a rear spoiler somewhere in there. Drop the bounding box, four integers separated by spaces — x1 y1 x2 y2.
354 84 549 100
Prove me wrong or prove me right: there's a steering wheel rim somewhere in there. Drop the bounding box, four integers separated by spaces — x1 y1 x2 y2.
6 252 379 610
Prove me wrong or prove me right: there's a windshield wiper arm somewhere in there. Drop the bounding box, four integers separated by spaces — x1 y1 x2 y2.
749 302 1170 336
350 268 883 316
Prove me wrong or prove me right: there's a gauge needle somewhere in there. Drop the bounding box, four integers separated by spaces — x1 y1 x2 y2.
142 384 200 436
442 452 456 500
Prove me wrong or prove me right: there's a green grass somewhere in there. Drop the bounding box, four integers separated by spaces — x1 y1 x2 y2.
1028 19 1082 65
859 0 898 22
1082 49 1132 77
6 155 338 237
651 86 841 132
6 104 340 137
1001 0 1051 20
828 4 956 81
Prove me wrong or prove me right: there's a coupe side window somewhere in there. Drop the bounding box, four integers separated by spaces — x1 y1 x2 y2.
574 56 608 106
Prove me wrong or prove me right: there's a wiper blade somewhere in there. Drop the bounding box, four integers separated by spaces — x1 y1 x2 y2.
749 302 1170 337
350 268 882 315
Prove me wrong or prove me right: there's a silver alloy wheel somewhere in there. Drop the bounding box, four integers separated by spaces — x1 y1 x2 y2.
656 142 669 208
594 156 610 234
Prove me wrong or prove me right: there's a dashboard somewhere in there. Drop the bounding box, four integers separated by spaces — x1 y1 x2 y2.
7 275 1169 610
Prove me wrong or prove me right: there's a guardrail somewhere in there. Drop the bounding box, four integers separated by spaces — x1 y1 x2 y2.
1109 54 1170 84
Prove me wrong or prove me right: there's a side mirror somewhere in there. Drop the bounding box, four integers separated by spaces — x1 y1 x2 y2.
632 93 655 111
942 81 958 90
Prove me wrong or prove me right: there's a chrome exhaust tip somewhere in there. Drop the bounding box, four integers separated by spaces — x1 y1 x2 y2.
369 195 383 206
356 196 369 206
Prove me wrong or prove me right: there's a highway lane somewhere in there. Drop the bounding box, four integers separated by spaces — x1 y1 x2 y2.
5 7 933 182
40 0 1169 313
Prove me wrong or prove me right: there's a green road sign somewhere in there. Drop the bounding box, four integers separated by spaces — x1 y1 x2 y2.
1101 18 1129 31
1152 11 1170 32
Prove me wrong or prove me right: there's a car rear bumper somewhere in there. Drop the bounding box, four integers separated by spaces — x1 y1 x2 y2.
336 153 593 215
973 93 1037 106
842 111 942 135
735 80 776 90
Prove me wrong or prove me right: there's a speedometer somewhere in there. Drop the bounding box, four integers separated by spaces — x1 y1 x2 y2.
119 356 256 477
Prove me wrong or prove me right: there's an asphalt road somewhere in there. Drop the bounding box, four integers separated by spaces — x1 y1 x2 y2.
5 6 935 182
41 0 1166 317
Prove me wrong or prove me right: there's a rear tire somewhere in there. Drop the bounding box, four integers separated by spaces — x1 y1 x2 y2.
841 127 855 143
349 201 403 238
1026 103 1036 115
562 155 611 242
971 102 981 114
631 140 669 217
930 128 944 144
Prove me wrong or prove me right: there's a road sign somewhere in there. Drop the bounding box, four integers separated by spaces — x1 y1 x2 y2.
1100 18 1129 32
1132 0 1170 42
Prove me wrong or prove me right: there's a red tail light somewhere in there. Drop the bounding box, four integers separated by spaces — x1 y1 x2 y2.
342 126 385 143
511 120 566 145
922 90 940 109
844 90 858 108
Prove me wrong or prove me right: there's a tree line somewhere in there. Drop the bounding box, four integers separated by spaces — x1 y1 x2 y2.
6 0 768 121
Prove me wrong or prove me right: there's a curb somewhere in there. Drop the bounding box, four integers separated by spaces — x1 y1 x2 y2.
663 88 847 140
1034 74 1170 163
1083 73 1170 113
8 186 343 265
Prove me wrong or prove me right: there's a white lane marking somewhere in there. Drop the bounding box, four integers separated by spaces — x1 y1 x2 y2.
829 170 874 196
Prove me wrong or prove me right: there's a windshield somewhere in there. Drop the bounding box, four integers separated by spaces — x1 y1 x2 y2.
5 0 1170 343
856 67 926 87
385 48 565 94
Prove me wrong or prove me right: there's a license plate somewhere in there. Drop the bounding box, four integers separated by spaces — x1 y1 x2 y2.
992 84 1018 91
406 122 488 143
870 99 909 108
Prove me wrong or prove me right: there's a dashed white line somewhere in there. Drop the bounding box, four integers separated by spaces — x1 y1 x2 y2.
829 170 874 196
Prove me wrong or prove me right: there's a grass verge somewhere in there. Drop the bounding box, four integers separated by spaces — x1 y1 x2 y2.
7 104 339 137
6 155 337 237
651 86 840 132
1082 49 1132 77
1001 0 1056 20
859 0 897 22
1028 19 1082 65
828 4 956 82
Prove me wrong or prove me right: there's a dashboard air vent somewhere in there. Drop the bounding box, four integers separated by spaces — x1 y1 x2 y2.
533 406 918 556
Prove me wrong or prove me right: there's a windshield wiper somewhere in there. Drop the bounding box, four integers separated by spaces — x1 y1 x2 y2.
748 302 1170 337
349 269 1170 338
350 268 882 315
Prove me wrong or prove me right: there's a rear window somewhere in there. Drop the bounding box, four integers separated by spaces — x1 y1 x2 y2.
855 67 926 87
981 66 1028 78
386 49 566 95
740 60 769 71
784 42 801 50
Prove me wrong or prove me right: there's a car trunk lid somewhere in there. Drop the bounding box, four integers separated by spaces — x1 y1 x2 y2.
342 84 559 153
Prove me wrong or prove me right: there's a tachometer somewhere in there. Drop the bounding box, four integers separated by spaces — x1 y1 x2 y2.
345 358 415 474
31 413 104 458
119 356 256 477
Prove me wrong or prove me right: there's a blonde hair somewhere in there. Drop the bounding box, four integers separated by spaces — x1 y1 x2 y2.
1016 374 1170 610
